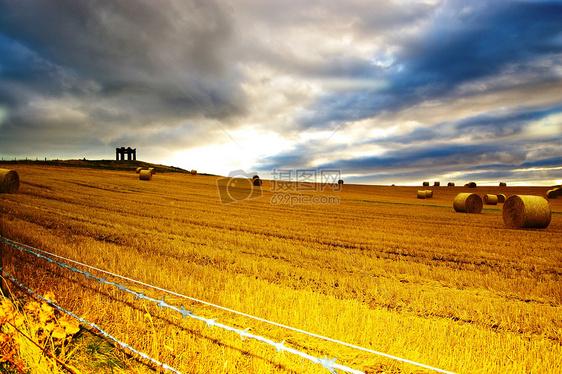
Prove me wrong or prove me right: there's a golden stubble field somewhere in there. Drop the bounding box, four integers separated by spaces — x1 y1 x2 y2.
1 164 561 373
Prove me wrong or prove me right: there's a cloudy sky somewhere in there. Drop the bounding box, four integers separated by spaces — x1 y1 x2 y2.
1 0 561 185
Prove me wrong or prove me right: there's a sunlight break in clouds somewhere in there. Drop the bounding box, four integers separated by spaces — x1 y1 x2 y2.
170 126 293 176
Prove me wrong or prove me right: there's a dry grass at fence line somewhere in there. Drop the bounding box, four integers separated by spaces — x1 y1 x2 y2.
0 292 80 373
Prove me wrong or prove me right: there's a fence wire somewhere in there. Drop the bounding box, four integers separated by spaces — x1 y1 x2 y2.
5 273 182 374
1 236 454 374
1 237 362 374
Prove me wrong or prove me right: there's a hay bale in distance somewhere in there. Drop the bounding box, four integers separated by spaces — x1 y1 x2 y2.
148 167 156 175
190 170 197 176
447 182 455 187
434 181 440 187
425 190 433 198
139 170 152 181
503 195 551 229
484 194 498 205
465 182 477 188
0 169 20 193
417 190 427 199
422 181 430 187
499 182 507 187
253 178 263 187
546 187 562 199
338 179 344 185
497 193 507 203
135 167 143 174
453 193 483 213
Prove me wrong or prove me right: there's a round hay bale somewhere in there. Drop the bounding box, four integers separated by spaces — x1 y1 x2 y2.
338 179 344 185
148 167 156 175
453 193 483 213
0 169 20 193
484 194 498 205
253 178 263 187
422 181 429 187
465 182 477 188
417 190 427 199
433 181 440 187
447 182 455 187
139 170 152 181
190 169 197 176
425 190 433 198
497 193 506 203
546 189 556 199
503 195 551 229
499 182 507 187
135 167 143 174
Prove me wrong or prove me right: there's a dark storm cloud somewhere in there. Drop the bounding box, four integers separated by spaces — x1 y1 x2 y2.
317 150 562 185
259 101 562 177
0 0 238 96
346 159 562 185
519 156 562 168
300 0 562 128
396 2 562 87
454 105 562 132
374 104 562 146
0 0 245 156
459 167 562 184
317 143 518 171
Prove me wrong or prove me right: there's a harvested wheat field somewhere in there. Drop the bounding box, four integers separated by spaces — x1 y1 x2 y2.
1 164 562 373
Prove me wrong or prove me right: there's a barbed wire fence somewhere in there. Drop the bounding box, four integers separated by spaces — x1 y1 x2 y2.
0 236 455 374
4 274 182 374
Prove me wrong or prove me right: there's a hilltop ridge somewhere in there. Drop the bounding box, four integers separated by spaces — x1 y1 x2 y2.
0 159 208 174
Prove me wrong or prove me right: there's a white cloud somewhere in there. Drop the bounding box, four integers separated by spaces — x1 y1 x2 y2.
170 126 293 175
524 113 562 139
